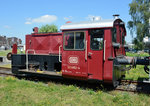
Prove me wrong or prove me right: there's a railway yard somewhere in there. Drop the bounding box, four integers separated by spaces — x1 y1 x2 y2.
0 56 150 105
0 65 150 94
0 51 150 94
0 14 150 105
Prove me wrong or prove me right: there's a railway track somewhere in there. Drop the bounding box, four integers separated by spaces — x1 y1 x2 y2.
0 67 11 70
0 67 13 76
115 80 150 93
115 80 138 92
0 67 149 93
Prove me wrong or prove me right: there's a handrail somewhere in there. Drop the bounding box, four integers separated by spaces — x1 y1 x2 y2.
26 49 35 71
59 45 62 62
104 40 106 61
85 40 87 61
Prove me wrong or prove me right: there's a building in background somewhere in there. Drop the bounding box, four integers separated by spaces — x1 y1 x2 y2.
7 37 22 46
0 36 7 47
0 36 22 50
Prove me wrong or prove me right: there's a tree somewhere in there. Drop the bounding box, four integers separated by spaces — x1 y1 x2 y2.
128 0 150 50
39 24 58 33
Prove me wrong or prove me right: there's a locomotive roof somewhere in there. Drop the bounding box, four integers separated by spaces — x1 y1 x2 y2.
60 19 125 30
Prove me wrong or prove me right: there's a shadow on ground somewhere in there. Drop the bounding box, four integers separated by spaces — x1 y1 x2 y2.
16 74 150 94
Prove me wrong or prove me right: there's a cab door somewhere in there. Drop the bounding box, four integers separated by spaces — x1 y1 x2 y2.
87 29 104 80
62 31 88 79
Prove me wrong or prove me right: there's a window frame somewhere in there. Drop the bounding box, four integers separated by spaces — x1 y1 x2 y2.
63 31 86 51
89 29 104 51
122 32 125 45
111 27 117 43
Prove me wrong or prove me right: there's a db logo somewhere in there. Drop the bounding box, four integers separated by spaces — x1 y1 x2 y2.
68 57 79 64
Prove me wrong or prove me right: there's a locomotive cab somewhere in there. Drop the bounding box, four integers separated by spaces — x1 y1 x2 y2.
61 16 126 86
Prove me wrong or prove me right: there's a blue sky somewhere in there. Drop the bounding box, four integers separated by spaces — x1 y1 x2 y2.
0 0 132 43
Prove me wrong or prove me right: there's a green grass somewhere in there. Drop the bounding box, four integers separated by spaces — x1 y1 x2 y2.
0 76 150 106
0 50 12 56
0 52 149 105
125 52 149 81
126 52 149 57
0 49 25 57
0 64 11 68
125 65 149 81
0 53 150 106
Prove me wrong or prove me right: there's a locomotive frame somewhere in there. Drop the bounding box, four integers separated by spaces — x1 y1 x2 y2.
12 15 129 87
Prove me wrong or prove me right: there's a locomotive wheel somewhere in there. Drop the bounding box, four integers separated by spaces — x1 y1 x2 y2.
7 52 12 60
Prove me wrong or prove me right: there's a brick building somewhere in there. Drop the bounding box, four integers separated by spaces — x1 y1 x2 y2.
0 35 22 49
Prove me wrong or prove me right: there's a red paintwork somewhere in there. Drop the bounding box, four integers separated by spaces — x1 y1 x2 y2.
87 31 103 80
12 44 17 54
62 19 126 83
33 27 38 33
62 31 88 80
26 33 62 55
23 18 127 85
103 29 114 82
114 19 126 56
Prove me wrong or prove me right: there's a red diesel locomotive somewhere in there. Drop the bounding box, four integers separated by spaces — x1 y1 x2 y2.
11 15 130 87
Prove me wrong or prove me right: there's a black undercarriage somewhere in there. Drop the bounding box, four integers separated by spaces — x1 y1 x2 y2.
12 54 61 75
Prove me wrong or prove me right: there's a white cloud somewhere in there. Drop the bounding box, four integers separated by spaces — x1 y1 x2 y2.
3 25 11 29
86 15 102 21
25 15 57 24
64 16 73 21
25 22 32 24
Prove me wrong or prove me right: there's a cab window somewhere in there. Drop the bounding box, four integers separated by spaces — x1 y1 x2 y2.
90 29 104 50
112 28 117 43
64 32 85 50
122 32 125 45
64 32 74 49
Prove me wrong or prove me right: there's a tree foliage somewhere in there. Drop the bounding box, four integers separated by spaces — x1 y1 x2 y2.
128 0 150 50
39 24 58 33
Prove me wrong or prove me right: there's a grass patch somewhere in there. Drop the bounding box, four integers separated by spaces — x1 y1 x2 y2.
125 52 149 80
0 52 149 105
0 49 25 57
126 52 149 57
0 50 12 56
0 64 11 68
0 77 150 105
125 65 149 80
